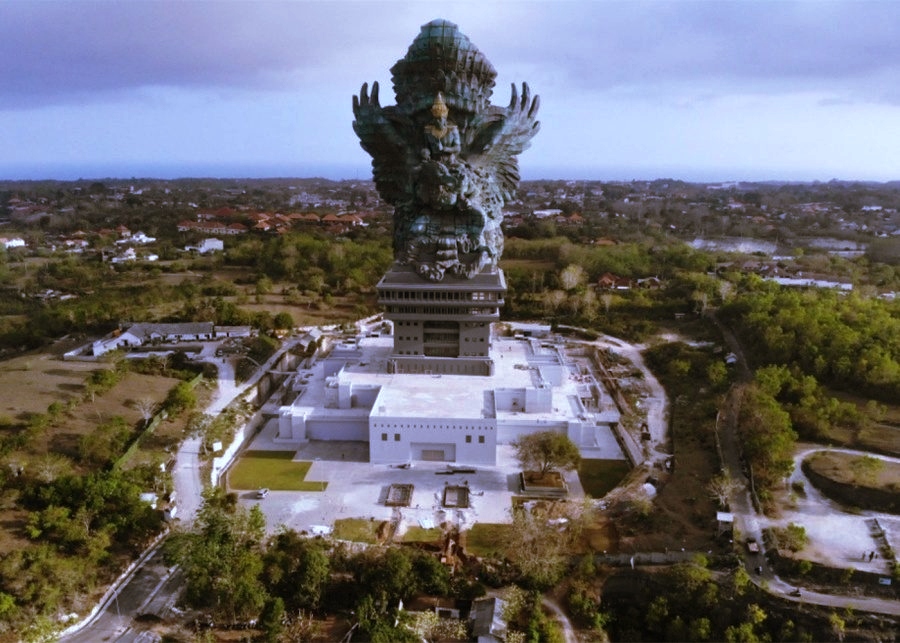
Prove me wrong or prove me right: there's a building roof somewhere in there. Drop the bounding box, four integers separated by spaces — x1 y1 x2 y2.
125 322 215 338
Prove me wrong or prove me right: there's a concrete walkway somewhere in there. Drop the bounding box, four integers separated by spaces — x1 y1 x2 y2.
173 338 299 525
237 422 586 536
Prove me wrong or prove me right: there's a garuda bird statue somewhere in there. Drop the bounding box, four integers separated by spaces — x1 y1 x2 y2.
353 19 540 281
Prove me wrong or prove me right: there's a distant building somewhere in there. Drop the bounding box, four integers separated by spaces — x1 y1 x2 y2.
185 238 224 254
91 321 250 356
0 238 25 249
597 272 632 290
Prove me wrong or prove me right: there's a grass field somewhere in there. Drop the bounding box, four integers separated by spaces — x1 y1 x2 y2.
579 459 632 498
805 450 900 490
332 517 383 543
228 450 327 491
464 523 510 557
0 353 100 420
401 526 443 543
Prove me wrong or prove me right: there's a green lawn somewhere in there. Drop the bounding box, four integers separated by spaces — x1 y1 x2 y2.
401 526 443 543
228 450 327 491
465 523 510 557
579 459 631 499
332 518 383 543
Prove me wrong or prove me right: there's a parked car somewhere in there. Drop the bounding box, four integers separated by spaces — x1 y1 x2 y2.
256 488 269 499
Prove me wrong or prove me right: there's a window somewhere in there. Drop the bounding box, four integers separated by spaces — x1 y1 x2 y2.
381 433 387 441
394 433 401 441
465 435 472 443
478 435 485 444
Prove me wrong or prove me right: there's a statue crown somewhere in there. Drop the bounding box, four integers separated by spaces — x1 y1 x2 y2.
431 93 449 117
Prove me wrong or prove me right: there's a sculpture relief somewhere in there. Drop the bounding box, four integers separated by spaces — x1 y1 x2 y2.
353 19 540 281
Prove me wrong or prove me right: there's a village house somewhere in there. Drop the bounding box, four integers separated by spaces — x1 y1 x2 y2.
596 272 633 290
90 321 251 356
0 237 26 250
185 238 224 254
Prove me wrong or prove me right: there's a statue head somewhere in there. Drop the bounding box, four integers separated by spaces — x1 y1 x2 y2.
431 93 449 119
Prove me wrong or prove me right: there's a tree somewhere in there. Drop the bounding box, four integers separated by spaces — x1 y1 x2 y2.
512 431 580 476
358 547 415 610
163 381 197 415
850 455 884 485
171 487 268 623
543 289 566 316
503 503 574 588
559 264 586 291
736 383 796 491
707 473 739 508
78 416 131 466
828 611 846 642
273 311 294 331
258 596 285 643
775 522 808 553
133 398 158 427
262 529 330 611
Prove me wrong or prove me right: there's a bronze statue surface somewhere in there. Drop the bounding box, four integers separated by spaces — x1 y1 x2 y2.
353 19 540 281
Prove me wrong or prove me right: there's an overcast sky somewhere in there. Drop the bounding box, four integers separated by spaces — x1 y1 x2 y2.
2 0 899 182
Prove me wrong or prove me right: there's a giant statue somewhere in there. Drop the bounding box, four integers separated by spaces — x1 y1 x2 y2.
353 19 540 281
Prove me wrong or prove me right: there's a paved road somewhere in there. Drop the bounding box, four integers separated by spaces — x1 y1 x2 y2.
172 355 238 525
542 596 578 643
713 314 900 617
61 338 300 641
60 545 176 643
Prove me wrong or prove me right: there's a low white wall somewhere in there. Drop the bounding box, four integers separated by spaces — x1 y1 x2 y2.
211 409 266 486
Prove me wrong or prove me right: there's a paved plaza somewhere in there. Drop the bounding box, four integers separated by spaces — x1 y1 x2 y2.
233 417 585 535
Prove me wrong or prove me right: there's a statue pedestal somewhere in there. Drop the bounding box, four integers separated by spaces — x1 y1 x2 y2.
376 263 506 376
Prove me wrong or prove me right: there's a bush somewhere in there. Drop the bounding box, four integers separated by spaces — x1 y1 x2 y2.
163 381 197 415
567 579 600 625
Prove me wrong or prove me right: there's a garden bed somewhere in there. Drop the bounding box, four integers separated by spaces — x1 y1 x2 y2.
520 470 568 497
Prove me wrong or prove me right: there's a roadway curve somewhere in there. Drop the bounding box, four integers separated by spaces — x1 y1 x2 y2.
59 543 176 643
60 338 300 641
713 317 900 617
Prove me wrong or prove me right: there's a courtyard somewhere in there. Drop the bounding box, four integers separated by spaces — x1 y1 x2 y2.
229 418 586 536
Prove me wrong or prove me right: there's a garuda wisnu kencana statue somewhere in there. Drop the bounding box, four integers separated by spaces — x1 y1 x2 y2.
353 19 540 281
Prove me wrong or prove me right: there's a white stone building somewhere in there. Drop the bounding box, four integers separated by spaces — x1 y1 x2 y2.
276 330 624 465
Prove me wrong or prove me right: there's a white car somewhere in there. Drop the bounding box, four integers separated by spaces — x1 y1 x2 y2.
256 488 269 499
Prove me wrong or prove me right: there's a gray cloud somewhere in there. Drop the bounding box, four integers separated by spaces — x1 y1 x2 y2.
2 0 900 110
488 1 900 102
0 1 407 107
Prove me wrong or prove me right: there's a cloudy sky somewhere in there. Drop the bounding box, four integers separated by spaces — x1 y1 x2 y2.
2 0 899 182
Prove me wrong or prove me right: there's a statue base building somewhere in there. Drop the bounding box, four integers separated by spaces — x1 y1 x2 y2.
274 326 625 466
376 264 505 376
268 20 622 467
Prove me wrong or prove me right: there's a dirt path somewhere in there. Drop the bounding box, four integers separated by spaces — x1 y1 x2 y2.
596 337 670 466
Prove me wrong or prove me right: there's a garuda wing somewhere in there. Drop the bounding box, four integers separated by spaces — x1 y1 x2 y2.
352 81 418 206
463 83 541 201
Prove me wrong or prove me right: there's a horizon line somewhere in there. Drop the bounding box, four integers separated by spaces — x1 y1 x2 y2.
1 162 897 185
